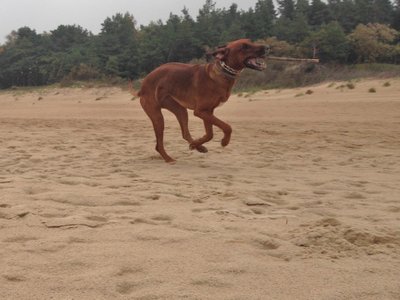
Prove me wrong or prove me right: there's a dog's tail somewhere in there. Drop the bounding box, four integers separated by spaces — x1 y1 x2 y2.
128 80 141 97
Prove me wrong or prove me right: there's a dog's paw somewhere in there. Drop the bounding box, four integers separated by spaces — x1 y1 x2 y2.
189 143 197 150
221 138 230 147
196 145 208 153
190 142 208 153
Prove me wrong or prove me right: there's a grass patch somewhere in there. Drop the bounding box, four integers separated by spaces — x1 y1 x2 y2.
0 84 59 96
243 90 257 98
353 63 400 73
1 76 130 93
383 81 391 87
368 87 377 93
233 63 400 93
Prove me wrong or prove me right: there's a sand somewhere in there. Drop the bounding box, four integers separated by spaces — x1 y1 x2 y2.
0 78 400 299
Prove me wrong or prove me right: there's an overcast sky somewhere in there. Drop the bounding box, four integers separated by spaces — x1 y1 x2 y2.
0 0 257 44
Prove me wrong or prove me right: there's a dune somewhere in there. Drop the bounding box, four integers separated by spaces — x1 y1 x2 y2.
1 78 400 299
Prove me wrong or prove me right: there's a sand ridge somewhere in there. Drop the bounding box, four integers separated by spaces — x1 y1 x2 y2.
1 79 400 299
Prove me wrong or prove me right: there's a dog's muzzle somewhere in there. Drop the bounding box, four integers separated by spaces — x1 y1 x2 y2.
244 45 268 71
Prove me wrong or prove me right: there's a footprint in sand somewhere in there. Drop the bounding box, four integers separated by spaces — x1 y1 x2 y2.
348 180 369 187
68 236 91 244
150 214 173 222
130 218 158 225
253 237 281 250
42 214 108 229
116 281 137 295
83 215 108 223
116 278 162 295
2 273 27 282
191 277 230 288
387 206 400 213
146 194 160 201
113 266 150 295
36 243 68 253
255 190 287 205
130 215 175 227
23 186 50 195
113 200 142 207
3 235 39 243
250 207 266 215
343 228 400 247
243 196 274 207
115 266 145 277
345 192 366 200
192 196 209 204
308 181 326 187
216 267 247 275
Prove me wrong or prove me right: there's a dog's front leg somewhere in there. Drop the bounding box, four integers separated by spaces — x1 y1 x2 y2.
189 118 213 150
192 110 232 148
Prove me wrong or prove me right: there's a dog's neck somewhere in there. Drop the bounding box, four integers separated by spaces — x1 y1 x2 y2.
214 60 242 79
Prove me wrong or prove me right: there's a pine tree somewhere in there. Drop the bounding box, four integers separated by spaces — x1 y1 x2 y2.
97 12 139 78
296 0 310 17
137 21 169 74
166 8 202 62
371 0 395 24
253 0 276 38
278 0 295 19
196 0 221 47
275 13 310 42
219 4 246 43
309 0 332 27
335 0 358 32
393 0 400 30
354 0 374 24
50 25 90 51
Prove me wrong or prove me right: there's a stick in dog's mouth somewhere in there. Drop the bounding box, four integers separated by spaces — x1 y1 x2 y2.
267 56 320 63
245 57 267 71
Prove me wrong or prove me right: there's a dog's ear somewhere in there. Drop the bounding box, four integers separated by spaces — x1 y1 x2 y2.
211 46 230 61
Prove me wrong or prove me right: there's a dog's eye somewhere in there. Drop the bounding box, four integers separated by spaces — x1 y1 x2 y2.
242 44 250 50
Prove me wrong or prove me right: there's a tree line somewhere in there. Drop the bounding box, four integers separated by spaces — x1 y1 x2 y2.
0 0 399 89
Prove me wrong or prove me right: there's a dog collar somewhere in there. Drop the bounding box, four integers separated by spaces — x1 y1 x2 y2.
218 61 242 78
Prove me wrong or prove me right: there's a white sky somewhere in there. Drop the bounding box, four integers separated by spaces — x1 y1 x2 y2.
0 0 256 44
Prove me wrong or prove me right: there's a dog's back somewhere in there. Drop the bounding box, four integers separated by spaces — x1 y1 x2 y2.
139 63 202 95
139 62 209 110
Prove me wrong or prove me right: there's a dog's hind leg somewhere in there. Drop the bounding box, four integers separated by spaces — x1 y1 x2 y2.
140 97 175 163
162 97 208 153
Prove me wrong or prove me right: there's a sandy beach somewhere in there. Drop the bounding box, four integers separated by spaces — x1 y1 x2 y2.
1 78 400 299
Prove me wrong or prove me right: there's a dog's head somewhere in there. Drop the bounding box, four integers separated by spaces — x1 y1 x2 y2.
211 39 268 71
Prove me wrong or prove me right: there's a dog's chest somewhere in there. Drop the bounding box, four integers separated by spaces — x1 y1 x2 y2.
217 93 230 107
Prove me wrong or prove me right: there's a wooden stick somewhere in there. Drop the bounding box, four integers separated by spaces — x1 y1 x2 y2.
267 56 320 63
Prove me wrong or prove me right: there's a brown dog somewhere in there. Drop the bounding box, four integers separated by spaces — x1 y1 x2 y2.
136 39 267 163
